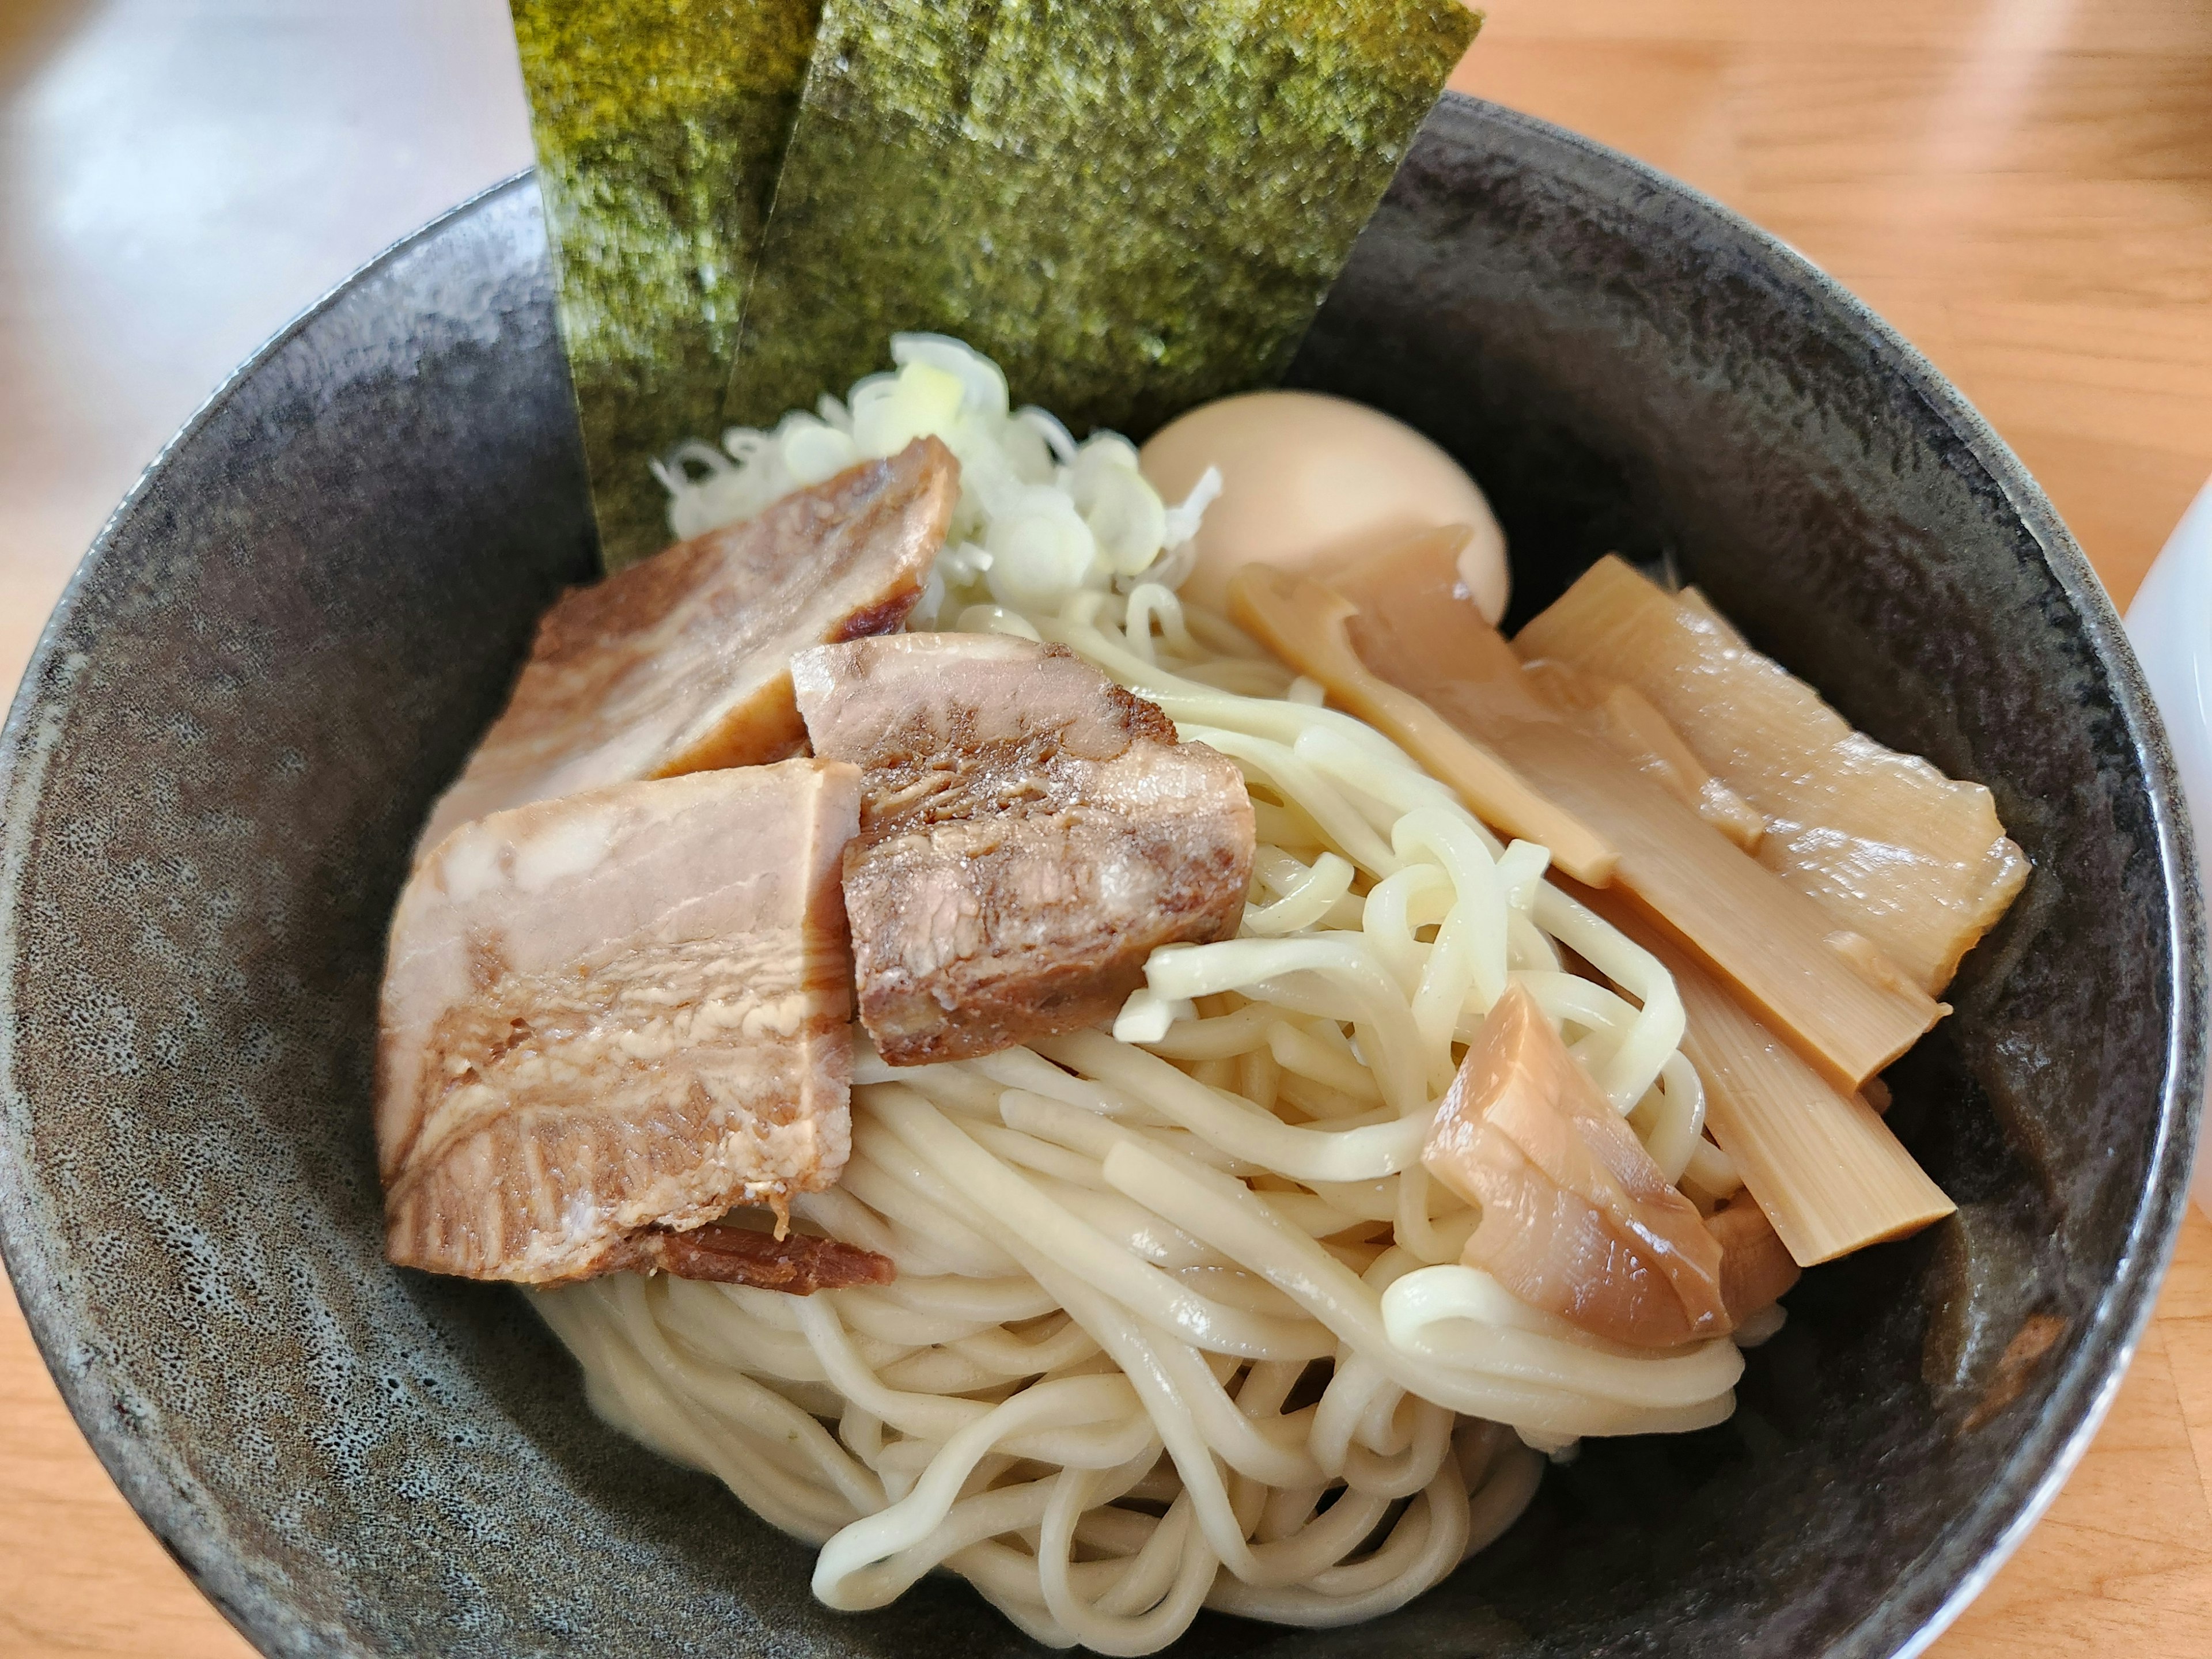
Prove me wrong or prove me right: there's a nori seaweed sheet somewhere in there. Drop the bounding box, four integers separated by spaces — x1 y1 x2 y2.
512 0 823 569
721 0 1478 438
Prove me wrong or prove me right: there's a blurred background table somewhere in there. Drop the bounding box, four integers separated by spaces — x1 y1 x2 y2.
1 1 2208 1653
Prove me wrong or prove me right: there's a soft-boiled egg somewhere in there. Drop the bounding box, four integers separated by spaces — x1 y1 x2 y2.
1138 390 1509 622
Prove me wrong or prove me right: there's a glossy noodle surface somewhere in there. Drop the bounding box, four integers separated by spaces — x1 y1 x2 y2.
534 582 1758 1647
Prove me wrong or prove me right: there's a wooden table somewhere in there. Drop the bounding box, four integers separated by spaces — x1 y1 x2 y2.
2 1 2209 1653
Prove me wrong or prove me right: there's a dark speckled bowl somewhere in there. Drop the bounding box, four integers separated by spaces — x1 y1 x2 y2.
1 96 2201 1658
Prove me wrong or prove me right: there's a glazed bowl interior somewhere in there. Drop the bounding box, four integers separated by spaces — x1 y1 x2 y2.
0 95 2199 1659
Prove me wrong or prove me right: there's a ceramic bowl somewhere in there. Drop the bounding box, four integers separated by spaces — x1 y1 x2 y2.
1 95 2201 1658
2124 479 2212 1219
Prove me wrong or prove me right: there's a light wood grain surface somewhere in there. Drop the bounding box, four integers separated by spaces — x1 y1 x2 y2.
2 2 2209 1654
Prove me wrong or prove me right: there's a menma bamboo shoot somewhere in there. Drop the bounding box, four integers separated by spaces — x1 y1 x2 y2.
1585 891 1957 1266
1226 560 1619 885
1516 556 2028 994
1518 658 1766 851
1300 534 1941 1092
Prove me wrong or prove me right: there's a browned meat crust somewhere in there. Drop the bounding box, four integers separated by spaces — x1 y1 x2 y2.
793 633 1256 1065
414 438 958 855
378 762 861 1283
602 1225 896 1293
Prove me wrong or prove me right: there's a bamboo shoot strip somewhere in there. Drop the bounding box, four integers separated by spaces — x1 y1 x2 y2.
1516 556 2029 994
1578 886 1956 1267
1517 660 1767 852
1226 562 1620 885
722 0 1477 434
1315 533 1942 1090
509 0 824 570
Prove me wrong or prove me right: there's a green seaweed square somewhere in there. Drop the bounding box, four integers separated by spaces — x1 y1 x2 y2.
722 0 1478 440
512 0 824 570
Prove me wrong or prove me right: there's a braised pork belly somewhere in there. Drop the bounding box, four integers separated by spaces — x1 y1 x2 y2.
792 633 1255 1064
1423 984 1734 1350
415 438 957 855
1706 1198 1802 1325
604 1222 894 1292
379 760 862 1284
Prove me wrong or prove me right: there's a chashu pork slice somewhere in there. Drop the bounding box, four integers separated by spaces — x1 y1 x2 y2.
415 438 959 856
793 633 1255 1065
1424 983 1734 1350
379 759 873 1284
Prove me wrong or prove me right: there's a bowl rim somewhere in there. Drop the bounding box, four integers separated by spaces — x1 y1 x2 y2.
1407 97 2203 1654
1414 95 2209 1653
0 169 548 1658
0 92 2203 1659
